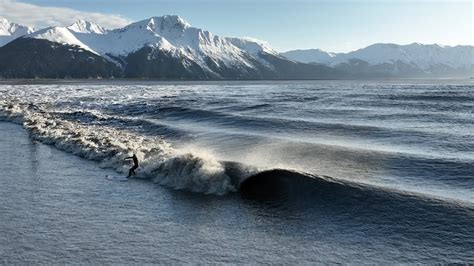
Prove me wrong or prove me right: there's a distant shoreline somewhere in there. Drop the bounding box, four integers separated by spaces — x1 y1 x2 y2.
0 77 472 86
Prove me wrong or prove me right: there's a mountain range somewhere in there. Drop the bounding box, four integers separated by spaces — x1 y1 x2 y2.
282 44 473 78
0 16 339 79
0 15 472 79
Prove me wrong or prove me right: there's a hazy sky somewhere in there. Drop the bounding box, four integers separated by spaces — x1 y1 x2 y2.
1 0 472 52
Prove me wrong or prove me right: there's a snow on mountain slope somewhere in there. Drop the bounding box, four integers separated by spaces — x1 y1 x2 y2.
75 16 184 56
338 43 473 69
68 20 107 34
227 37 276 55
0 18 34 46
283 43 474 70
27 26 98 54
281 49 337 65
93 15 279 69
23 15 279 74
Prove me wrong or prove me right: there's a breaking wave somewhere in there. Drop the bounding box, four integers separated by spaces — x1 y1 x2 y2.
1 97 473 205
0 98 256 195
0 83 473 205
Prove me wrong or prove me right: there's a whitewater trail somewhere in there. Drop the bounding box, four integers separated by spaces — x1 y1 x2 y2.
0 97 252 195
2 82 473 204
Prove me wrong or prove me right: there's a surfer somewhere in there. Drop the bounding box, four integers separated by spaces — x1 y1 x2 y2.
125 154 139 178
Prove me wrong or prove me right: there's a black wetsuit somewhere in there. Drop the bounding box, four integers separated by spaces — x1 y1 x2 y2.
126 154 139 177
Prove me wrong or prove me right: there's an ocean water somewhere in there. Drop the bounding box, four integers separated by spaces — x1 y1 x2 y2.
0 80 473 263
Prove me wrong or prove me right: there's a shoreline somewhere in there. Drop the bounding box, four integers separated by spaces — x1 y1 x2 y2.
0 77 472 86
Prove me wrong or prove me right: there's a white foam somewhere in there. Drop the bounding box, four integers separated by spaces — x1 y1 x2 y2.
0 96 236 195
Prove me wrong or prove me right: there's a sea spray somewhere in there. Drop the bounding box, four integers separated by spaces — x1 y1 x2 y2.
0 98 237 195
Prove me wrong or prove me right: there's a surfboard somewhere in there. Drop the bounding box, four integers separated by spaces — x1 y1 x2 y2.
105 175 129 182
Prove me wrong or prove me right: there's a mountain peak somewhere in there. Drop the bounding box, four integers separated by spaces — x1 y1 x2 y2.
1 18 18 34
136 15 191 33
68 20 106 34
0 18 10 33
0 18 35 46
0 18 34 32
154 15 191 28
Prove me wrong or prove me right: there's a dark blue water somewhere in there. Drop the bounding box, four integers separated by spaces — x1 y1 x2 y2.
0 80 473 263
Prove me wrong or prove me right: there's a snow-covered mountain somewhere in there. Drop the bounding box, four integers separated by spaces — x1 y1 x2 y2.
68 20 107 34
340 43 473 69
0 18 34 46
282 43 474 77
0 15 337 79
1 15 470 79
47 16 277 57
28 26 99 54
27 16 281 74
281 49 338 65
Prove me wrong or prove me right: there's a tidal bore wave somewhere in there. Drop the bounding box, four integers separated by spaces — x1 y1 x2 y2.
0 100 242 195
1 87 473 211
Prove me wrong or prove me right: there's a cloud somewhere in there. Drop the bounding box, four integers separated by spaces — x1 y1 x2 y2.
0 0 132 29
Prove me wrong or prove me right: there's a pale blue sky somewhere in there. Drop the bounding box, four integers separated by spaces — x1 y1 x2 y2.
4 0 473 52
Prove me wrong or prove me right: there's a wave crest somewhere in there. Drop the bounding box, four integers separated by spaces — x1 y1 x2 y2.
0 98 239 195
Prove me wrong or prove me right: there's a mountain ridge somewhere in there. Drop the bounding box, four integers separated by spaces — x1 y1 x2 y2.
0 16 471 79
0 15 340 79
282 43 473 77
0 18 34 46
